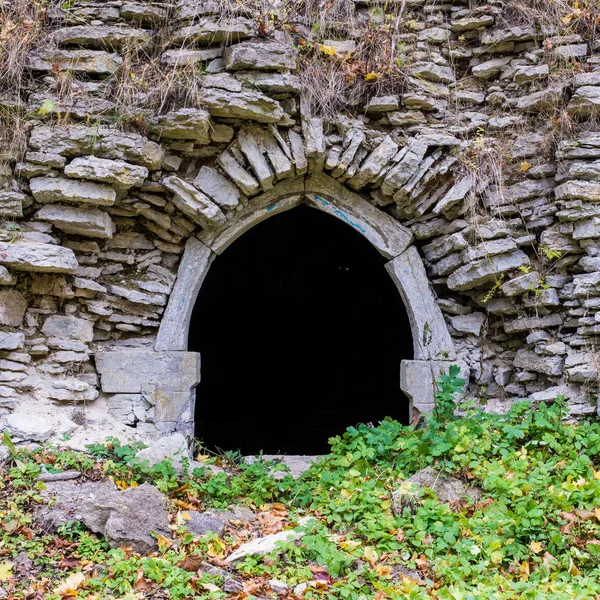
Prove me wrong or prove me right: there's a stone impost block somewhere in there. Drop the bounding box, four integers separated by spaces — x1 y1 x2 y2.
400 360 470 416
95 350 201 428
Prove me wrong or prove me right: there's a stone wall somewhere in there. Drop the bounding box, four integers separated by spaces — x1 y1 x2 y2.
1 0 599 448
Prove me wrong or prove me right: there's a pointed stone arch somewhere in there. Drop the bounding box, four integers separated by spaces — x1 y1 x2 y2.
153 171 462 424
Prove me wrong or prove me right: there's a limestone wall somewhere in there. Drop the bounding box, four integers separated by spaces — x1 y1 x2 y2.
1 0 599 447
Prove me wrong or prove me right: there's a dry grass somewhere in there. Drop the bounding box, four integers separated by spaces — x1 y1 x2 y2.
0 0 52 162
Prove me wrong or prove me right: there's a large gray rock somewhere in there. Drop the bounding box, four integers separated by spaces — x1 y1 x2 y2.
42 315 94 342
185 506 254 536
193 166 240 208
0 290 27 326
36 204 115 239
53 25 151 50
224 41 296 71
472 57 511 79
29 126 165 169
36 479 116 531
147 108 212 143
30 176 116 206
411 62 454 84
162 176 226 227
0 241 78 274
217 150 260 196
64 156 148 188
447 250 529 291
516 86 565 113
200 87 285 123
392 467 482 515
555 180 600 202
80 483 171 554
26 49 122 76
347 136 398 190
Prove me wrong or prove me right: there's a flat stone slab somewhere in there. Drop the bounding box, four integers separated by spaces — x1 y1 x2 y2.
36 204 116 239
0 241 78 274
64 156 148 188
30 176 116 206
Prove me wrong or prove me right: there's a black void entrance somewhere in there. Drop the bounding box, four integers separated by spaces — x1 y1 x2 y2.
189 205 413 455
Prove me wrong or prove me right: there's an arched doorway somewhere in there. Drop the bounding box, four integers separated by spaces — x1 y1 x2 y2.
189 205 413 454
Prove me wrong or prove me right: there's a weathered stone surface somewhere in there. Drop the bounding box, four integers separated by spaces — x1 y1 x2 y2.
347 136 398 190
30 177 116 206
472 57 511 79
237 127 274 190
217 150 260 196
504 313 563 334
0 290 27 326
29 126 165 169
411 62 454 84
401 360 469 414
306 172 413 259
555 180 600 202
108 284 166 306
514 64 549 84
161 48 223 66
516 86 565 113
392 467 482 515
42 315 94 342
171 17 254 45
36 204 115 239
226 518 315 563
80 483 170 554
4 412 54 442
95 351 200 425
386 246 455 360
502 271 541 296
0 190 25 217
147 108 212 142
0 332 24 350
27 49 121 76
449 312 485 336
193 166 240 208
156 238 213 351
64 157 148 188
162 176 226 227
135 434 190 470
568 86 600 118
514 349 564 376
200 87 285 123
447 250 529 291
224 41 296 71
0 242 78 274
34 479 114 531
53 25 151 50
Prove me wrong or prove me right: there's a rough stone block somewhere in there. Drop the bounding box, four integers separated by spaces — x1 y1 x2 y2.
0 290 27 326
224 41 296 72
42 315 94 342
64 156 148 188
0 241 78 274
147 108 212 143
30 176 116 206
36 204 116 239
400 360 470 416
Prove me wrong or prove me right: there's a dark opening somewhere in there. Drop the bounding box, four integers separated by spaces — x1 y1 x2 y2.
190 204 413 455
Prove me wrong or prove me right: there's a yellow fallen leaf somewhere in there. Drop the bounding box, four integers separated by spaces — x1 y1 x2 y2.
340 489 352 498
376 564 391 578
594 507 600 521
520 161 532 172
530 541 543 554
54 571 86 595
365 72 379 81
0 561 13 582
208 537 226 558
157 534 173 548
363 546 378 566
318 44 337 56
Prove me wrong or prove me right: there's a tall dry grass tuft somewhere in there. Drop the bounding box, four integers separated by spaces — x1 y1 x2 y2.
0 0 51 162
